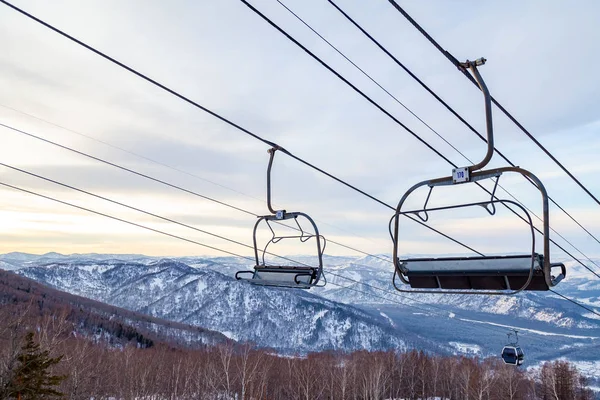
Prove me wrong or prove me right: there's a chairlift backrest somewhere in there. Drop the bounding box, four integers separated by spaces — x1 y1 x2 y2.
390 59 566 295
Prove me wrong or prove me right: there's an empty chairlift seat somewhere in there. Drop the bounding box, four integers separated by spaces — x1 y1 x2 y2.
398 254 566 291
237 265 318 288
390 59 566 295
235 211 325 289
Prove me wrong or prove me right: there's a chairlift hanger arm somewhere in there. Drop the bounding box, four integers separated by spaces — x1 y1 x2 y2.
266 147 280 215
458 59 494 173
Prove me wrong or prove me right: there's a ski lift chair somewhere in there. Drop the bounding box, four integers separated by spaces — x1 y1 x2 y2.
236 147 326 289
390 58 566 295
501 330 525 366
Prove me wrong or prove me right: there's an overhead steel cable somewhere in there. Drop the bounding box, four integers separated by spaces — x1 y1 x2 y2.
275 0 470 163
0 104 264 204
2 161 392 272
0 1 483 257
0 123 256 218
549 289 600 317
0 103 389 258
0 122 394 264
238 0 458 169
238 1 600 280
385 0 600 208
275 1 600 274
0 162 304 267
326 0 600 249
0 181 255 261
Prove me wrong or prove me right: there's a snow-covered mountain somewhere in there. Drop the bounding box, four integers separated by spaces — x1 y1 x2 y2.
4 252 600 364
12 257 410 354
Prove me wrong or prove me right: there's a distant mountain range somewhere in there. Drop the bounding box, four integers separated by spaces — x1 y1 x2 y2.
2 252 599 369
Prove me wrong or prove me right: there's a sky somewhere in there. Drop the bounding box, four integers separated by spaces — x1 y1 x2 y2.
1 0 599 263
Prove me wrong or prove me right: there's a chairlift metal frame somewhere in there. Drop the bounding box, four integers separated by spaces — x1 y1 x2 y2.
235 147 326 289
390 58 566 295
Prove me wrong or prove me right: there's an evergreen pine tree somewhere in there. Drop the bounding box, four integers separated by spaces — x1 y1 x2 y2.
5 332 66 399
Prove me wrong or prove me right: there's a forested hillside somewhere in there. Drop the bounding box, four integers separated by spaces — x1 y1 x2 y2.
0 270 596 399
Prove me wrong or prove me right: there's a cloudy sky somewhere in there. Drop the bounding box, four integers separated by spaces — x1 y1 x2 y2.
1 0 599 263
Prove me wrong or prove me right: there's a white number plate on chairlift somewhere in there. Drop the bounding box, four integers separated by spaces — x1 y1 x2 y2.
452 167 470 183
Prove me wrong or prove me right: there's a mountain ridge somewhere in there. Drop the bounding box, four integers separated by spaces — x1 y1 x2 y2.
4 252 600 364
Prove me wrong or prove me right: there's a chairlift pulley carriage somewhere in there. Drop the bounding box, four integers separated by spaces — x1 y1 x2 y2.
390 58 566 295
235 147 326 289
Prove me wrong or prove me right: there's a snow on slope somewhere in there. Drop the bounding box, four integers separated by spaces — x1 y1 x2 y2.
6 252 600 362
16 258 406 354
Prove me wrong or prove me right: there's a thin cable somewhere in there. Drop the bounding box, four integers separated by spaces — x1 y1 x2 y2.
0 162 312 267
0 121 390 263
0 0 389 212
0 122 482 257
0 181 255 261
327 0 600 249
549 289 600 317
0 2 483 257
240 2 600 279
276 0 469 163
239 0 457 169
0 123 255 217
279 0 600 273
386 0 600 208
0 103 389 255
3 104 263 203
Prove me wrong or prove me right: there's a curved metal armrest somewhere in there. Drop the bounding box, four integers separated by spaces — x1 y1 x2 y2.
392 270 410 289
550 263 566 286
293 271 314 285
235 271 255 280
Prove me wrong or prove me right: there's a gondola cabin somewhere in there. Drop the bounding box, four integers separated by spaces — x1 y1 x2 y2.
501 345 524 366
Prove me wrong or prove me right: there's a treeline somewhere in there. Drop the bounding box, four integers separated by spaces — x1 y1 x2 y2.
0 303 595 400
